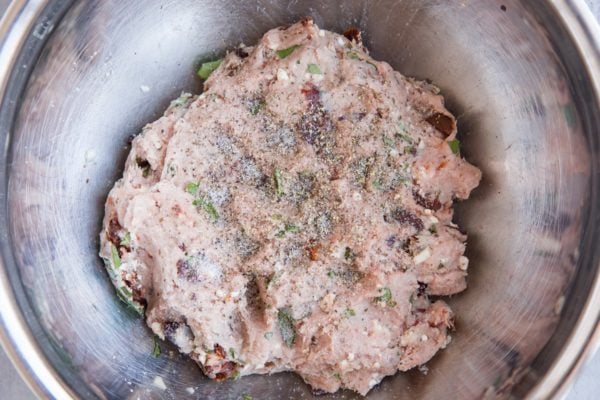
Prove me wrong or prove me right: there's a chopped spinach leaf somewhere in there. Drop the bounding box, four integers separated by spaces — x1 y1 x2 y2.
111 245 121 269
274 168 284 197
197 59 223 80
276 45 300 59
170 93 192 108
278 308 296 347
275 222 300 238
343 308 356 318
448 139 460 155
375 287 397 307
185 182 199 196
120 232 131 247
192 197 219 221
307 63 322 75
153 336 161 357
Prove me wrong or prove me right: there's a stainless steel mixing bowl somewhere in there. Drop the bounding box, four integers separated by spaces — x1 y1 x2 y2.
0 0 598 399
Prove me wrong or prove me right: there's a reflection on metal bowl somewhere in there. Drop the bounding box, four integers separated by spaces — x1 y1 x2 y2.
0 0 598 399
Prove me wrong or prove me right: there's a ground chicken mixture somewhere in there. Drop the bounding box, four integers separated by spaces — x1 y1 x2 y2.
100 18 481 395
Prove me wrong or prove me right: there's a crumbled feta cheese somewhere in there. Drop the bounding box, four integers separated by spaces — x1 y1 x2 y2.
276 68 289 81
150 322 164 339
352 192 362 201
185 387 195 395
458 256 469 271
347 353 355 361
319 29 325 37
421 334 429 342
413 247 432 264
140 85 150 93
216 289 226 298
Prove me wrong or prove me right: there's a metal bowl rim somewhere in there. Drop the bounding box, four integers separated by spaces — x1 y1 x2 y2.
0 0 597 399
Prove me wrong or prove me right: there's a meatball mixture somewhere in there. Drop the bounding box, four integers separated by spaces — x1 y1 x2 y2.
100 18 481 395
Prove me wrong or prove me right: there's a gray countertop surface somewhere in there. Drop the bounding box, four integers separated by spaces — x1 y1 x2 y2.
1 1 599 399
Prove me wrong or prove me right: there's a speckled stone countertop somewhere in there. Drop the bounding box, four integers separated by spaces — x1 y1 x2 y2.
0 1 598 399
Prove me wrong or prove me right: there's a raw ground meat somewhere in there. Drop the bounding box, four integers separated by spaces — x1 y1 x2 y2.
99 18 481 395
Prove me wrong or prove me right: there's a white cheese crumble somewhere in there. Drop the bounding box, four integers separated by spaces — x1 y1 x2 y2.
276 68 289 81
185 387 195 394
413 247 432 264
458 256 469 271
140 85 151 93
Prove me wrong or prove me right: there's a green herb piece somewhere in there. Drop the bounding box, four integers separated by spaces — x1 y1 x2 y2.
192 197 219 221
373 179 383 191
229 347 236 359
153 336 161 357
264 331 273 340
120 232 131 247
375 287 397 307
396 131 413 144
448 139 460 155
274 168 284 197
249 98 266 115
327 270 337 278
397 120 408 132
307 63 322 75
343 308 356 318
242 395 253 400
271 214 283 221
334 372 342 380
344 247 355 261
170 93 192 108
277 308 296 347
185 182 199 196
197 59 223 80
347 51 377 68
232 371 241 380
111 245 121 269
276 223 300 238
276 45 300 59
382 135 395 148
365 60 378 69
115 286 143 316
